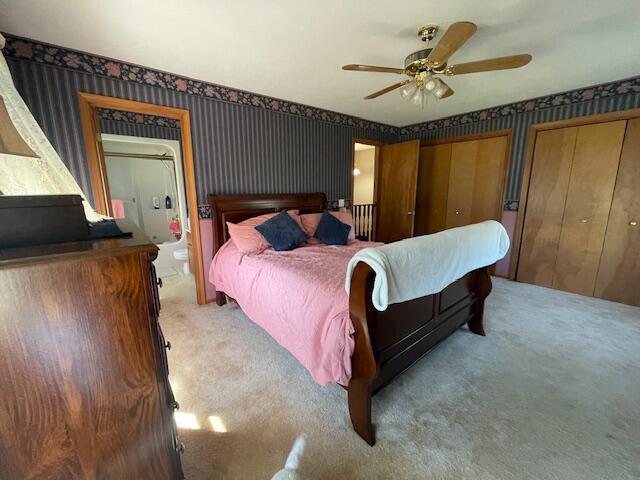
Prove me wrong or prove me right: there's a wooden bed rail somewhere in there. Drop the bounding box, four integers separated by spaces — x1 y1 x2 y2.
347 262 379 445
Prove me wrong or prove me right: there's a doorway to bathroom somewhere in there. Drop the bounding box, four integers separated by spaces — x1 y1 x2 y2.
78 93 207 304
102 134 189 278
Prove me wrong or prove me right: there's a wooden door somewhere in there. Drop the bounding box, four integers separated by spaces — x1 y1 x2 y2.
553 120 626 296
376 140 420 243
470 136 509 224
415 144 451 235
517 127 577 287
595 118 640 305
445 140 477 228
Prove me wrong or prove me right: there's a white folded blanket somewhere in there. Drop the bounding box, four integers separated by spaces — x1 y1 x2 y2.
345 220 510 311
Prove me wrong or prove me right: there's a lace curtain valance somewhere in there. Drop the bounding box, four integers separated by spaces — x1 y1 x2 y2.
0 34 101 222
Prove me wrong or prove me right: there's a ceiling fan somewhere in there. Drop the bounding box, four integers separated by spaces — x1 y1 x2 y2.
342 21 532 107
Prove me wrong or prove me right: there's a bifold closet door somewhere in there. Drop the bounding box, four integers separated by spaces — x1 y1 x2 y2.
595 118 640 306
445 140 477 228
445 136 508 229
553 121 626 296
469 136 509 224
517 127 577 287
376 140 420 243
415 144 451 235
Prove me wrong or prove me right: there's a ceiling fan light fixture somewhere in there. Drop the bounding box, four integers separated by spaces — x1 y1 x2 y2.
399 80 417 99
432 78 449 99
410 87 427 108
424 74 437 92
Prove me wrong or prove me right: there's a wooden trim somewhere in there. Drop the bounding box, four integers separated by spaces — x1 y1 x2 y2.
509 107 640 280
420 129 512 146
352 137 386 147
527 108 640 132
77 93 207 305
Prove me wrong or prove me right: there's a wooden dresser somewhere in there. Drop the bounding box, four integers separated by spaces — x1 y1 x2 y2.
0 221 183 479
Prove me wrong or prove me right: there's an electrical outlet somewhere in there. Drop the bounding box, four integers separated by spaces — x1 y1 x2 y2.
338 199 345 208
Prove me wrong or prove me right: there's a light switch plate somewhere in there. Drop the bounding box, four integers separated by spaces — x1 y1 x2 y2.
338 199 345 208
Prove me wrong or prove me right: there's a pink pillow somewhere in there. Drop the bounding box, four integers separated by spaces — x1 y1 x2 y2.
227 210 302 254
300 211 356 244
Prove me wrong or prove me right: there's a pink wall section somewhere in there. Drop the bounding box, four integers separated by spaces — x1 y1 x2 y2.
198 219 218 302
495 210 517 277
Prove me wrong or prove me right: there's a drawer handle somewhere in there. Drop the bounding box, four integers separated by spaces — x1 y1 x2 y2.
165 340 172 350
579 218 588 223
156 277 163 288
630 220 638 226
455 210 461 215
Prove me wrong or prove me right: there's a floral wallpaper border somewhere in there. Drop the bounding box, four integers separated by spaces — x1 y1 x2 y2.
399 76 640 135
3 34 397 135
4 34 638 138
98 108 180 129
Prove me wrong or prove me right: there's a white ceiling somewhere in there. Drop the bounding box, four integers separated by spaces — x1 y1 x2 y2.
1 0 639 126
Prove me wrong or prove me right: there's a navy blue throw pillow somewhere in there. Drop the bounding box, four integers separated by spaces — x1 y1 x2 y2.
255 211 308 251
314 211 351 245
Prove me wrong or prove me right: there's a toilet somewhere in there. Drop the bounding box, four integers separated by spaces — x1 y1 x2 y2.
173 248 189 274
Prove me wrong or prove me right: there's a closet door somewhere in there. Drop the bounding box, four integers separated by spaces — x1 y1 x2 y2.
414 144 451 235
376 140 420 243
469 136 508 224
595 118 640 306
517 127 577 287
445 140 477 228
553 120 626 296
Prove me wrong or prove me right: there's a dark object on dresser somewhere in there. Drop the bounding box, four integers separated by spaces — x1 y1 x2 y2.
208 192 492 446
0 220 183 479
0 194 89 248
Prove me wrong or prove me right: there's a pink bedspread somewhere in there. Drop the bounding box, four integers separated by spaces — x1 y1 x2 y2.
210 240 381 385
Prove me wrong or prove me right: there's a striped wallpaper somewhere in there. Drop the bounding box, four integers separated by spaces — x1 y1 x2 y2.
6 57 394 209
5 33 640 213
400 91 640 207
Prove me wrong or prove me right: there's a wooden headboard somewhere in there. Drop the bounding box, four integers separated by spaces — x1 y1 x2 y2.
207 192 327 256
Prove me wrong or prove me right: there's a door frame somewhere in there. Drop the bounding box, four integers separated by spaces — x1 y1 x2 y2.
510 108 640 280
78 92 207 305
352 138 385 240
351 137 384 203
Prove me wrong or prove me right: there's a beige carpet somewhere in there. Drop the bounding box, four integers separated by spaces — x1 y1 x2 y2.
159 275 640 480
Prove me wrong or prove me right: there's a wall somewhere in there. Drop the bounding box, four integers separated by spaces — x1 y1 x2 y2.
400 77 640 209
4 34 639 287
353 148 375 205
3 35 396 212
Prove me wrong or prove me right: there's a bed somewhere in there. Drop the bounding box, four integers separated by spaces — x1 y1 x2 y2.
208 192 492 446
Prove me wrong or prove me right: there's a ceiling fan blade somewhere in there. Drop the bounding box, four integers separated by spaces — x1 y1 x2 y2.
437 78 455 98
426 21 477 67
364 80 411 99
342 64 405 74
447 54 532 75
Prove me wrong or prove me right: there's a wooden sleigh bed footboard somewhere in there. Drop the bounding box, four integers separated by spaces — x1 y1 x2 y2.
348 262 492 445
208 192 493 446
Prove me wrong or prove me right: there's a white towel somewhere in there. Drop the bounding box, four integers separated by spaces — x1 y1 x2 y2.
345 220 510 311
